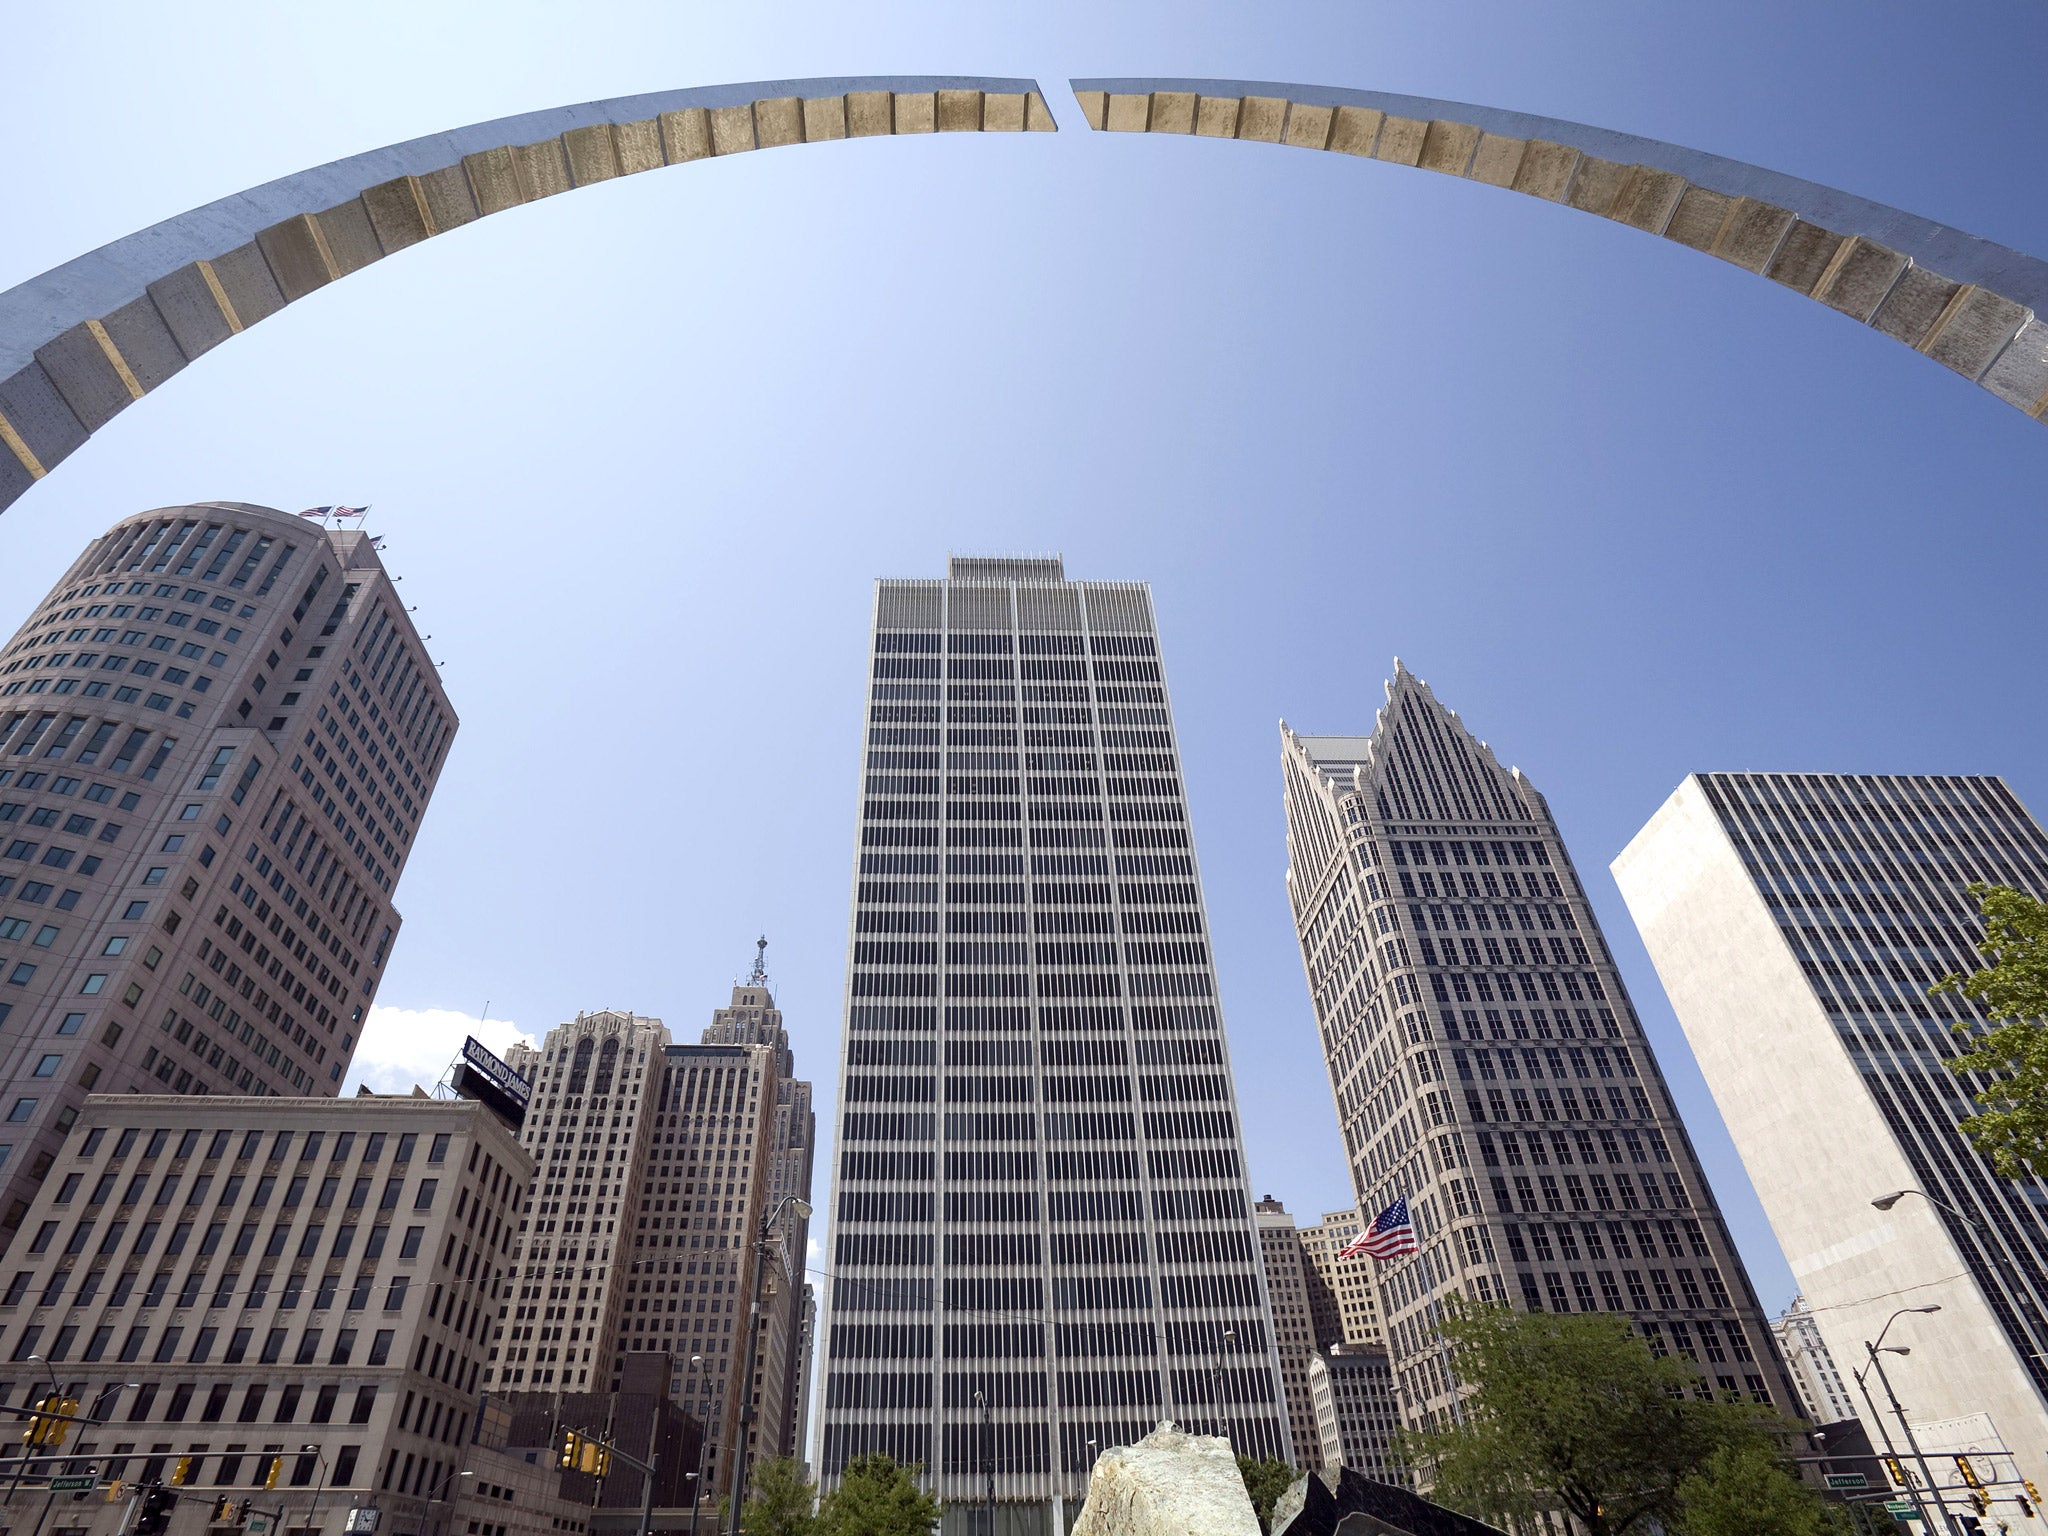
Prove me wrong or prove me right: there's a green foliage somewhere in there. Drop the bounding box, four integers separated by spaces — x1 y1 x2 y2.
741 1457 817 1536
1675 1443 1848 1536
1935 883 2048 1179
816 1454 940 1536
1400 1302 1785 1536
1234 1456 1300 1533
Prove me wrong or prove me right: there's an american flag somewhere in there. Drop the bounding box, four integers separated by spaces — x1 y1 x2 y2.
1340 1197 1418 1262
298 506 370 520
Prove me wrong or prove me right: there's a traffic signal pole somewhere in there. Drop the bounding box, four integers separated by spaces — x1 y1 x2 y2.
558 1427 661 1536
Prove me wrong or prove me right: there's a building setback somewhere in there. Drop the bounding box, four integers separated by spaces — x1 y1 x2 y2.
1253 1198 1330 1469
820 557 1291 1530
1279 664 1797 1431
1614 771 2048 1503
0 503 454 1252
0 1092 525 1536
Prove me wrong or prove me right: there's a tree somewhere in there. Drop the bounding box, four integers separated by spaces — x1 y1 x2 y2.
815 1454 940 1536
1235 1456 1299 1533
741 1457 817 1536
1401 1302 1784 1536
1675 1443 1848 1536
1934 883 2048 1178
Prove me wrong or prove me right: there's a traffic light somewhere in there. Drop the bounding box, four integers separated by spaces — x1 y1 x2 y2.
21 1394 62 1447
264 1456 282 1490
236 1501 252 1523
105 1480 125 1504
1972 1490 1991 1516
592 1444 611 1478
171 1458 193 1487
44 1398 77 1449
211 1497 233 1521
1884 1456 1909 1490
1960 1456 1984 1489
558 1429 583 1471
137 1486 178 1536
2020 1497 2037 1520
2029 1480 2043 1506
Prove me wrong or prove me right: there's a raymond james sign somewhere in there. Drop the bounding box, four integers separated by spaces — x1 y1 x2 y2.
454 1036 530 1127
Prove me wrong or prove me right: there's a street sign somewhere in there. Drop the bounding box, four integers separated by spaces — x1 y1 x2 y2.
1884 1500 1919 1519
344 1509 379 1533
1825 1472 1869 1490
48 1477 97 1491
246 1513 273 1536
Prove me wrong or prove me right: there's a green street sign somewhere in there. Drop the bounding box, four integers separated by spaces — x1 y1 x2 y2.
48 1477 96 1491
1825 1472 1869 1490
1884 1500 1919 1519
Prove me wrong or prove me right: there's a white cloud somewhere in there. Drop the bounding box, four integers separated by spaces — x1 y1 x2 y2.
343 1006 536 1097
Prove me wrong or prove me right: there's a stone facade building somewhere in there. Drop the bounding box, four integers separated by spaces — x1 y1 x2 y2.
1278 664 1797 1430
1615 772 2048 1503
0 502 453 1253
819 557 1291 1531
1771 1294 1858 1428
1295 1210 1382 1352
1253 1198 1326 1469
1307 1348 1403 1484
0 1091 524 1536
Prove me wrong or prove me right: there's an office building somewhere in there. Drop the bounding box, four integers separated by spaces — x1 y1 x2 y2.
1296 1210 1382 1352
1254 1198 1324 1468
1615 772 2048 1497
820 557 1291 1530
1307 1348 1404 1485
0 1090 526 1536
1771 1295 1858 1428
0 502 454 1253
1279 663 1797 1431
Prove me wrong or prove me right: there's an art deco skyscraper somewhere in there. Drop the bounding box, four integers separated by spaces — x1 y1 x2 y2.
820 557 1291 1528
1279 664 1796 1430
1615 772 2048 1497
0 502 452 1249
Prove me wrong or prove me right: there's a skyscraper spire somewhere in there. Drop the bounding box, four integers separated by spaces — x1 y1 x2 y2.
749 934 770 988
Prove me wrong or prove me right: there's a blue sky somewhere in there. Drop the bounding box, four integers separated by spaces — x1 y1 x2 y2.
5 0 2048 1317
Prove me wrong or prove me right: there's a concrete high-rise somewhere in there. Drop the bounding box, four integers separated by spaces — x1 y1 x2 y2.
1279 664 1797 1431
1254 1197 1325 1467
1772 1295 1859 1428
1296 1209 1383 1351
0 503 453 1251
1307 1348 1404 1484
1615 772 2048 1500
820 557 1291 1530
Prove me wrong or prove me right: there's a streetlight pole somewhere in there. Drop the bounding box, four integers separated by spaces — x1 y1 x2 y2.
972 1390 992 1536
297 1445 331 1536
1858 1307 1962 1536
686 1354 707 1536
726 1195 811 1536
1209 1329 1236 1441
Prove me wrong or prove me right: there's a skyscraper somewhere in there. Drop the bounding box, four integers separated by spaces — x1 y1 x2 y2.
1614 772 2048 1496
1296 1208 1384 1352
0 502 452 1251
1771 1295 1859 1428
820 556 1290 1529
1254 1196 1325 1466
1279 664 1796 1431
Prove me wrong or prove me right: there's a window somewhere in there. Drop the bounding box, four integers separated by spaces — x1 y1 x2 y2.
101 937 125 956
366 1331 393 1366
7 1099 36 1122
398 1227 422 1259
412 1181 436 1210
79 975 106 995
54 1013 84 1035
383 1276 407 1312
332 1445 359 1485
349 1386 376 1424
427 1134 449 1164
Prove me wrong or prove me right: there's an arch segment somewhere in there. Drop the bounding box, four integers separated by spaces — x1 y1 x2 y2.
1073 78 2048 429
0 76 1054 514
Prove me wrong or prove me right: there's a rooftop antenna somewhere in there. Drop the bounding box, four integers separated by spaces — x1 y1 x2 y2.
748 935 770 988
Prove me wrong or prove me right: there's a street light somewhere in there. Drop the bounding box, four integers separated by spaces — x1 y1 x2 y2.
1853 1307 1961 1536
1210 1329 1237 1441
1874 1188 2048 1365
726 1196 811 1536
298 1445 333 1536
972 1390 993 1536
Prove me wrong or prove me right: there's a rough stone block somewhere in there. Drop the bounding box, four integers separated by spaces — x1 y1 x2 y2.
661 107 715 160
1606 166 1685 232
1710 197 1794 272
0 433 34 501
1327 104 1383 157
207 242 285 328
1194 96 1240 138
1236 95 1286 142
361 176 434 251
936 89 983 133
514 138 572 198
97 294 188 391
1921 285 2028 378
1511 139 1579 201
1071 1425 1260 1536
35 324 135 431
1025 91 1056 131
463 146 527 213
755 96 804 147
1469 133 1525 187
1147 91 1196 134
1871 263 1960 346
416 163 480 229
614 118 664 173
1765 220 1844 294
1373 114 1427 166
1565 155 1630 216
1074 90 1108 131
893 92 937 133
802 96 848 140
1281 102 1332 149
256 214 338 301
313 198 382 275
1663 185 1732 251
0 362 87 473
1417 120 1479 176
146 265 236 358
981 92 1024 133
1813 236 1907 320
1980 316 2048 412
708 104 756 154
1105 93 1150 132
563 123 621 184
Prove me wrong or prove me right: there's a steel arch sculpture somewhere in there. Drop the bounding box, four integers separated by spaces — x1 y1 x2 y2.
1073 78 2048 429
0 76 1054 513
